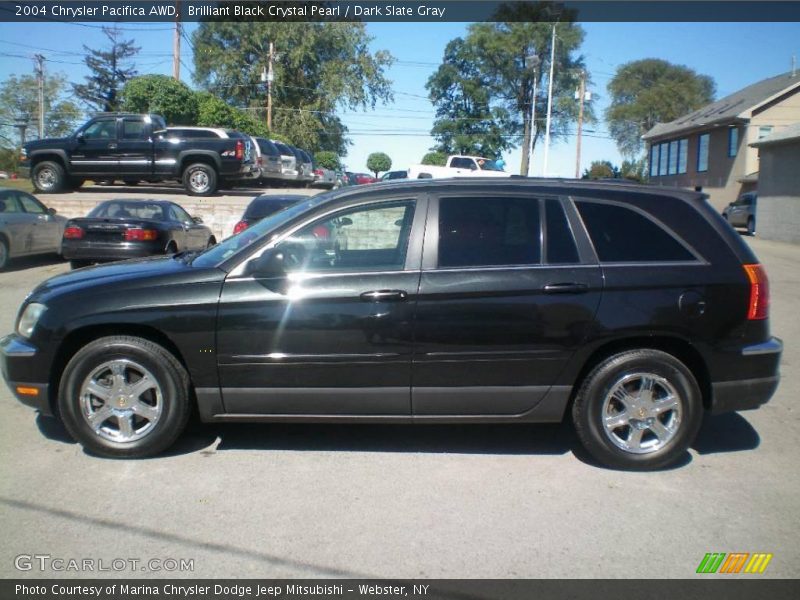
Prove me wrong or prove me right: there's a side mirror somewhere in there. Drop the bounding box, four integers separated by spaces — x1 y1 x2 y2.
192 216 203 224
47 207 57 216
76 133 85 143
337 217 353 227
246 248 286 278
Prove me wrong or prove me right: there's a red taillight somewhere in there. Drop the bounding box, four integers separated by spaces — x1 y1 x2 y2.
743 263 769 320
314 169 323 176
124 228 158 242
312 225 329 239
63 226 84 239
235 140 244 160
233 220 249 235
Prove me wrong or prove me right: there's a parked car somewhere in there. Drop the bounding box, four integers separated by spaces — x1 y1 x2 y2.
0 188 67 270
253 137 284 184
0 171 9 179
407 155 511 179
0 179 781 469
271 140 299 183
352 172 379 185
61 199 215 269
232 194 308 234
312 165 337 189
291 147 314 186
19 115 256 196
381 170 408 181
723 192 757 235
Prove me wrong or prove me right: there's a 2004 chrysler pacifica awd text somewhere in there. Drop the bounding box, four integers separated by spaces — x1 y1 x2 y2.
0 179 782 469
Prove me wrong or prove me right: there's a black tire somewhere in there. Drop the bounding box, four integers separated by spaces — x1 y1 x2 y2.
572 349 703 470
0 236 9 271
122 179 139 186
32 160 67 193
69 260 90 270
165 242 178 255
58 336 190 458
206 237 217 248
182 163 217 196
747 217 756 236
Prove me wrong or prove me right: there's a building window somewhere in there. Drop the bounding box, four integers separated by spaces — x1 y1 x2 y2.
697 133 709 173
678 139 688 174
659 141 669 175
758 126 773 140
650 145 659 177
668 140 678 175
728 127 739 157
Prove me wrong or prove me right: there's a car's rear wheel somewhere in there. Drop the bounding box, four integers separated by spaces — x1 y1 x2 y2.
0 237 9 270
572 349 703 470
32 161 67 193
58 336 190 458
182 163 217 196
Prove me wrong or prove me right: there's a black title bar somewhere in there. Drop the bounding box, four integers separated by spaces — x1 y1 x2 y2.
1 1 800 23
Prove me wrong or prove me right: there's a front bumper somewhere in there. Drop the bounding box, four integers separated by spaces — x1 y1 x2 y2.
0 334 52 415
710 337 782 414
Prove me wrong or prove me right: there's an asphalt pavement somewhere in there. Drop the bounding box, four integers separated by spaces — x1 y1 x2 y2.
0 236 797 579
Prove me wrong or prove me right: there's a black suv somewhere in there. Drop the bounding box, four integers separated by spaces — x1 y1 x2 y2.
0 179 781 469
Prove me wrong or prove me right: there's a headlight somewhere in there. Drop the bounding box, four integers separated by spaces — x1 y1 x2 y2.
17 303 46 338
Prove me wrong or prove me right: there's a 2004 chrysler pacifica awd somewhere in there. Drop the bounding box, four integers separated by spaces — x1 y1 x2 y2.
0 179 782 469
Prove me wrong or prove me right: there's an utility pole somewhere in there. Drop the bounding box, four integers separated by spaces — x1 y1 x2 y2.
34 54 45 139
172 21 181 80
542 24 556 177
575 70 586 179
267 42 274 131
524 54 540 176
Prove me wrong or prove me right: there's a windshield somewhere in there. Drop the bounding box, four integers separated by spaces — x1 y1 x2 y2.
191 194 330 269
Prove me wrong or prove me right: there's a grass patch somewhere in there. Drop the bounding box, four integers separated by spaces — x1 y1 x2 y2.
0 178 34 193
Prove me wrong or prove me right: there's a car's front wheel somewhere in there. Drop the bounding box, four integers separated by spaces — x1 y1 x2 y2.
572 349 703 470
32 161 67 193
182 163 217 196
58 336 190 458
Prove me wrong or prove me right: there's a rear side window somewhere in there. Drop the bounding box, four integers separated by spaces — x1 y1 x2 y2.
438 197 541 268
575 200 694 262
545 199 579 264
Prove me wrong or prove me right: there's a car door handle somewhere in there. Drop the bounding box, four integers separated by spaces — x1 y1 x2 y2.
360 290 408 302
543 282 589 294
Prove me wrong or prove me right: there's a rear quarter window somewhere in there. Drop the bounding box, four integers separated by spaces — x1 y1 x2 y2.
575 200 695 263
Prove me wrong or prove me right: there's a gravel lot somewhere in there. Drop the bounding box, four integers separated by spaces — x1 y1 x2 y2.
0 230 797 579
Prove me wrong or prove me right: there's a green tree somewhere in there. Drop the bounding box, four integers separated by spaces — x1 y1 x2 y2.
73 26 140 112
0 72 81 144
428 10 589 175
192 21 393 155
120 75 198 125
606 59 715 157
315 150 341 171
421 151 448 166
366 152 392 177
195 92 270 137
582 160 619 180
426 38 512 159
620 158 647 182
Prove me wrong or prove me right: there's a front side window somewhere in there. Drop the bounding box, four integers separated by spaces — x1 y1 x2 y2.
82 119 117 140
438 196 541 268
697 133 710 172
18 193 45 214
169 205 193 224
576 200 695 263
277 201 415 273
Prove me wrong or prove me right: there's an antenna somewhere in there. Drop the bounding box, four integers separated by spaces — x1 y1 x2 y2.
792 54 797 77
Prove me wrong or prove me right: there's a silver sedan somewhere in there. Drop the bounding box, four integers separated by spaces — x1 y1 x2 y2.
0 187 67 270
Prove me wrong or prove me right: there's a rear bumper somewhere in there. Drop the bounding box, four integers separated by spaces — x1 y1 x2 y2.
62 240 165 261
710 337 782 414
0 335 52 416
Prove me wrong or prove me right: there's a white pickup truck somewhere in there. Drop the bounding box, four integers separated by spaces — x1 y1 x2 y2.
407 155 512 179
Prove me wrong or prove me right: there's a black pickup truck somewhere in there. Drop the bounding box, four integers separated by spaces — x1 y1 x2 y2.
19 114 256 196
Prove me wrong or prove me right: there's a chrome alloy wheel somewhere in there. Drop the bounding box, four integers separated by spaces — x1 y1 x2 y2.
189 169 210 193
601 372 682 454
35 166 57 190
79 359 163 443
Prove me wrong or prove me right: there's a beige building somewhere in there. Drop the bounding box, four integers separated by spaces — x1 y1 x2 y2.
643 72 800 211
750 123 800 244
